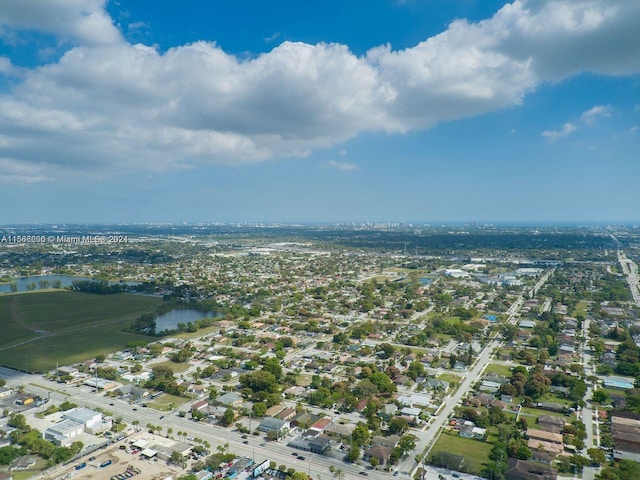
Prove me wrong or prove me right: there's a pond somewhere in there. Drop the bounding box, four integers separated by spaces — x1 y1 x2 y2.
155 309 220 332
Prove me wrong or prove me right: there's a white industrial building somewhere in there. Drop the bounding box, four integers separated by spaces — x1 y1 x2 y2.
42 408 111 446
42 419 84 446
64 407 111 434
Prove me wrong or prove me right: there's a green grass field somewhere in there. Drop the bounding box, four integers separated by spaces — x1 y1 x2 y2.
152 360 192 374
520 406 568 425
429 430 492 474
483 363 512 377
438 372 462 384
0 291 161 372
146 393 190 411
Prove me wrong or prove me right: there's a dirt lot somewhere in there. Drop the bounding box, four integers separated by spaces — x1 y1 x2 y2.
37 437 187 480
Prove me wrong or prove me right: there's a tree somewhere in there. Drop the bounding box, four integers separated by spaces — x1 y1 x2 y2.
221 408 235 426
239 370 279 394
592 389 609 404
169 451 186 468
397 434 417 454
524 372 551 399
7 413 29 432
252 402 267 417
388 417 409 435
587 448 606 466
0 446 22 465
500 323 518 342
351 423 370 447
346 445 360 462
263 358 283 381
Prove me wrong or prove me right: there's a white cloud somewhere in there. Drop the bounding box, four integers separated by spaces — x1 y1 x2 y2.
127 21 149 33
0 0 122 45
265 32 281 43
581 105 612 124
328 160 358 171
542 122 577 140
0 0 639 182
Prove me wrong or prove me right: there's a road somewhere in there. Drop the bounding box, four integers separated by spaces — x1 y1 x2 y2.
402 269 555 477
617 248 640 306
0 367 392 480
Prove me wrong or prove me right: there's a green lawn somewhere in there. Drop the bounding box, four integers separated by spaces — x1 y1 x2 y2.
483 363 512 377
520 407 568 425
152 360 192 374
0 291 161 372
146 393 190 411
443 316 464 325
574 301 589 318
438 372 462 384
429 430 492 474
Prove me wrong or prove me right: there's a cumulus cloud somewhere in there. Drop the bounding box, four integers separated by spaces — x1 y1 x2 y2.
328 160 358 171
0 0 639 182
581 105 612 124
0 0 122 45
542 122 577 140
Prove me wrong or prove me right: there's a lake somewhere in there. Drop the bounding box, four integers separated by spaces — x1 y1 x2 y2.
155 309 220 332
0 275 139 293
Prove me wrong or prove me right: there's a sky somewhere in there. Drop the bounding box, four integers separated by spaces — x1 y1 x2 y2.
0 0 639 225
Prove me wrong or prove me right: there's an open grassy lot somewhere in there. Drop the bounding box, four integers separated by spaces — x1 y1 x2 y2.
0 291 161 372
146 393 190 411
483 363 512 377
152 360 192 374
520 407 568 425
438 372 462 384
428 429 492 474
574 300 590 318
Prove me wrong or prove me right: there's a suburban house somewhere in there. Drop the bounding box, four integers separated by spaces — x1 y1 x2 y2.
258 417 290 435
364 445 392 465
505 458 557 480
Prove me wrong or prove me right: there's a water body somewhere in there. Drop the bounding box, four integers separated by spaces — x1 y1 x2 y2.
155 309 219 332
0 275 139 293
420 277 433 285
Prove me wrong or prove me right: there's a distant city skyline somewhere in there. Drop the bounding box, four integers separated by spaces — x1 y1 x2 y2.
1 0 639 224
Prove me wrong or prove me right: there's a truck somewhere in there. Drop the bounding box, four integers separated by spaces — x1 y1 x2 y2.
75 463 86 470
100 460 112 468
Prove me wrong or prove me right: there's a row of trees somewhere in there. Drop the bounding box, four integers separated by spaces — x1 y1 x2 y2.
5 413 83 466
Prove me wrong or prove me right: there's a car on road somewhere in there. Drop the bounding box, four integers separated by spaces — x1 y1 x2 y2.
241 434 248 439
359 472 368 476
159 415 164 419
89 456 96 461
393 472 399 477
109 403 114 406
132 408 137 411
242 440 249 444
297 456 305 460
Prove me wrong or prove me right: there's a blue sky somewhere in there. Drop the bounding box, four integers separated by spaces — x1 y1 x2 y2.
0 0 639 224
